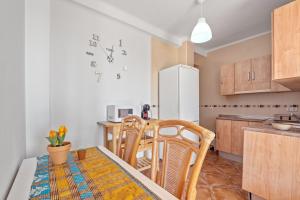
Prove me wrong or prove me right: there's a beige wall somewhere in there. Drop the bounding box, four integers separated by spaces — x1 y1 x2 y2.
194 52 206 68
199 33 300 132
178 41 194 66
151 37 178 117
151 37 195 117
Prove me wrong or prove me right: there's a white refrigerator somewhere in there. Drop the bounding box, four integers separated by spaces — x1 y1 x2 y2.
159 64 199 163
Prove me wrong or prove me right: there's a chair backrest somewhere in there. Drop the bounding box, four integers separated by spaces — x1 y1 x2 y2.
150 120 215 200
117 116 146 167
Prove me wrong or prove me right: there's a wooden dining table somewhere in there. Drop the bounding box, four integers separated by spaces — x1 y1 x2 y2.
8 146 177 200
97 119 158 154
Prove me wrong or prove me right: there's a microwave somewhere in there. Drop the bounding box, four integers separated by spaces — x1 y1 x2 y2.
106 105 139 122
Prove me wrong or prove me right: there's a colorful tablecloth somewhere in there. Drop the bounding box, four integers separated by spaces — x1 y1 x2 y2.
29 147 159 200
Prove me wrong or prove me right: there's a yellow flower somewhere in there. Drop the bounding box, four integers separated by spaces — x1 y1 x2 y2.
49 130 56 138
58 131 65 137
58 125 68 134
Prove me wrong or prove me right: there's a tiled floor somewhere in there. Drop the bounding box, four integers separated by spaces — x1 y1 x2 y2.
196 152 248 200
143 151 248 200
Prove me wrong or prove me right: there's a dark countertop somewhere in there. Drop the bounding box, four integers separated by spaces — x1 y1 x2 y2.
216 114 300 137
216 114 272 122
243 125 300 138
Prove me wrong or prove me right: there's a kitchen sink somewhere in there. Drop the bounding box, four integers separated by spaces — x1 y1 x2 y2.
272 120 300 129
238 115 272 121
283 122 300 129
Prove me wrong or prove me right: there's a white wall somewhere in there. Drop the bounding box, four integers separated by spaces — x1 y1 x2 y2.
24 0 151 155
25 0 50 157
0 0 26 198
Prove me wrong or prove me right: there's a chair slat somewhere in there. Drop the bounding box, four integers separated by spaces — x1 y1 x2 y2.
150 120 215 200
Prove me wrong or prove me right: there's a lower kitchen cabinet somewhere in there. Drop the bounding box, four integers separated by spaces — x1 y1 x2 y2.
231 121 249 156
216 119 261 156
248 121 264 127
243 130 300 199
216 119 232 153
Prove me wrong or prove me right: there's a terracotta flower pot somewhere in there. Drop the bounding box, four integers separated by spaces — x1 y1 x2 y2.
47 142 71 165
77 149 86 160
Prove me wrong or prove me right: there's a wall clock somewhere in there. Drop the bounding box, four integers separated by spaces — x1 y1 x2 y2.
85 33 128 83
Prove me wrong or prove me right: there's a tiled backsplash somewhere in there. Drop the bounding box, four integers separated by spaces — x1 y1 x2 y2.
200 104 299 108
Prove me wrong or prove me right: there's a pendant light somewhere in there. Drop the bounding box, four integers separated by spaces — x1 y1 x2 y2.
191 0 212 43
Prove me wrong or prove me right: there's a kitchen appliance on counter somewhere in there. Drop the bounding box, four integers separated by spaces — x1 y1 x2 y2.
106 105 139 122
141 104 151 120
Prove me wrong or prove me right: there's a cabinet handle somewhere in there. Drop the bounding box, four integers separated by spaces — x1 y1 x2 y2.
252 71 255 80
248 72 251 81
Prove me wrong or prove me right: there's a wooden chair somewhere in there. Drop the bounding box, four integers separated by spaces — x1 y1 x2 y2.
150 120 215 200
116 115 146 167
135 133 154 172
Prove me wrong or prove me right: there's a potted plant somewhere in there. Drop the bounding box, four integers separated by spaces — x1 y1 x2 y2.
46 125 71 165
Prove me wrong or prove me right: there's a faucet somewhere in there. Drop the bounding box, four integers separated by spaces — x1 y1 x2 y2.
289 113 300 122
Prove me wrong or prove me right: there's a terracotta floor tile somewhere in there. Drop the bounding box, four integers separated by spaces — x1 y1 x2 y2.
202 164 223 175
196 186 213 200
199 152 247 200
213 187 247 200
214 158 234 166
204 172 230 185
215 164 240 176
198 173 208 186
230 175 243 187
142 151 247 200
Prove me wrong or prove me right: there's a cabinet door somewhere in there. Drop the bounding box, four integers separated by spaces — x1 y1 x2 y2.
251 55 271 91
235 59 252 93
216 119 232 153
220 64 235 95
271 81 291 92
273 1 300 80
243 130 300 199
231 121 248 156
249 122 263 128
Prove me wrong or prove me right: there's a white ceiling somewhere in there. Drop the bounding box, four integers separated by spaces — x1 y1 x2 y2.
94 0 291 51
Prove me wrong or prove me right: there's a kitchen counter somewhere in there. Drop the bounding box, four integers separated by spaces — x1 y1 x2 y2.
243 125 300 199
244 125 300 138
216 114 272 122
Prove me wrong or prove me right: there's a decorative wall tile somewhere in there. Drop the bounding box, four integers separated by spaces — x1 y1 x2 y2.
200 104 299 109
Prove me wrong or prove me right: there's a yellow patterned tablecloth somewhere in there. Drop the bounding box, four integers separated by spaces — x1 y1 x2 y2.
29 147 159 200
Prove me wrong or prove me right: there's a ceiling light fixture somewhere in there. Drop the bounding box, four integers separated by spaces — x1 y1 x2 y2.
191 0 212 43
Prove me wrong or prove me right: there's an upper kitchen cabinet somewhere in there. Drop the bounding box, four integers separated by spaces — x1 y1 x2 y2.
273 0 300 90
235 56 272 93
220 64 235 95
220 55 290 95
235 59 252 93
251 55 271 91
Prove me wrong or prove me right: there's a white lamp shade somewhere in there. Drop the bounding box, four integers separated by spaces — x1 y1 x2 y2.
191 17 212 43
